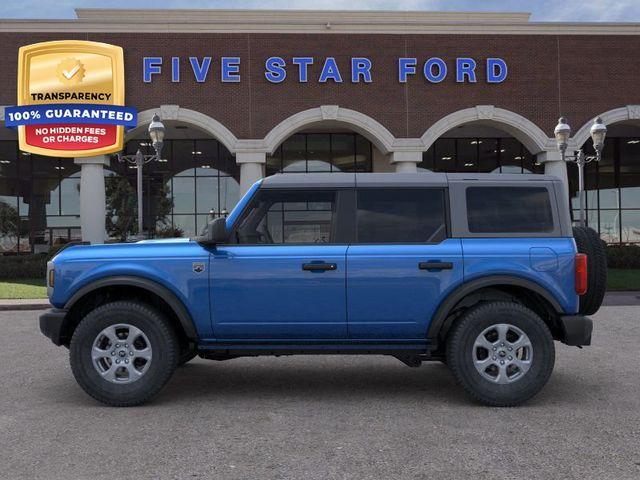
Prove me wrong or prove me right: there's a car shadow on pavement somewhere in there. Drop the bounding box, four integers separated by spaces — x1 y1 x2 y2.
152 359 487 407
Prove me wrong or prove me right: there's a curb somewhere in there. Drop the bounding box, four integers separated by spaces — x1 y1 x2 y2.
0 301 51 312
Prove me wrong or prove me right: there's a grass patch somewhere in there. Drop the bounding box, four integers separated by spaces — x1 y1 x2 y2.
607 269 640 291
0 278 47 299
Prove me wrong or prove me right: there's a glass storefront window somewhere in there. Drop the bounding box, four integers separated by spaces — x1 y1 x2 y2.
307 134 331 172
331 134 355 172
456 138 478 170
282 134 306 173
266 146 282 176
219 176 240 214
421 136 531 175
567 136 640 244
172 177 196 214
599 210 621 244
500 138 524 173
478 138 499 173
196 176 219 214
4 131 640 249
173 140 195 177
434 138 456 171
621 210 640 243
355 134 373 172
172 214 196 237
420 146 435 171
267 133 373 174
620 137 640 208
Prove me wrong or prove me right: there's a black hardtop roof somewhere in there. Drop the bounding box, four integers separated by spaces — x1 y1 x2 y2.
261 172 560 188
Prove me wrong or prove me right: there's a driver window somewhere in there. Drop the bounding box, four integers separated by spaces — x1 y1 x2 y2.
236 190 336 244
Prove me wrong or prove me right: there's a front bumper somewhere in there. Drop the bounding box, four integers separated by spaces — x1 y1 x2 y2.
39 308 68 346
558 315 593 346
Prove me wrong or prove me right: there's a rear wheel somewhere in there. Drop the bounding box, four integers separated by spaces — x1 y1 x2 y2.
446 301 555 407
573 226 607 315
70 301 179 407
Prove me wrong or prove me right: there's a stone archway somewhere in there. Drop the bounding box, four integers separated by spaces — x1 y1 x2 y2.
262 105 396 155
572 105 640 149
131 105 239 154
420 105 554 155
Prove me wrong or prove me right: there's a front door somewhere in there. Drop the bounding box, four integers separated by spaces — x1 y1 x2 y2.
346 187 464 339
210 188 349 340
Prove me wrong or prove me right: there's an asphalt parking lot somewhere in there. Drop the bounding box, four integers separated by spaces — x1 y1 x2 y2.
1 308 639 480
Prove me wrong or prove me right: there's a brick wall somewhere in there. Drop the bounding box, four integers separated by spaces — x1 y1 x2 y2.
0 32 638 140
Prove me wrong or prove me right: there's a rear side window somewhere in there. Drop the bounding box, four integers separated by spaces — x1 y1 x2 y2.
466 186 554 233
356 188 447 243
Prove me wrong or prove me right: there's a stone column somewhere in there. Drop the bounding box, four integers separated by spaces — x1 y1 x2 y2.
390 151 422 173
74 155 109 244
236 152 266 195
537 151 569 196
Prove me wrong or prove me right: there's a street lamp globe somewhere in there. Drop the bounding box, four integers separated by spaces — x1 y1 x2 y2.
590 116 607 154
148 113 165 157
554 117 571 154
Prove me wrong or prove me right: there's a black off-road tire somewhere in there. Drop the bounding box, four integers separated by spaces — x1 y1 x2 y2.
446 301 555 407
70 301 179 407
573 226 607 315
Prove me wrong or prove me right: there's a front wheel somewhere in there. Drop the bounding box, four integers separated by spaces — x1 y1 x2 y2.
446 301 555 407
70 301 179 407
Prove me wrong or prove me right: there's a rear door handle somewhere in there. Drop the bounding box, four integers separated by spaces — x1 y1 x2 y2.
419 261 453 271
302 262 337 271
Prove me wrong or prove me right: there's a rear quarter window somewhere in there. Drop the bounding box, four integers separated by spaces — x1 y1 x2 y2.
466 186 554 233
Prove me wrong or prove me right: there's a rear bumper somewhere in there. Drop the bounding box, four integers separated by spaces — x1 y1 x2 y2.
558 315 593 346
39 308 68 346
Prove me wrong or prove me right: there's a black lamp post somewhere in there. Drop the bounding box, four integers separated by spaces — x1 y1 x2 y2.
117 114 166 239
554 116 607 228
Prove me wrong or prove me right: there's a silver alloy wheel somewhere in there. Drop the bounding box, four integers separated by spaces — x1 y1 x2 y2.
472 323 533 384
91 324 153 384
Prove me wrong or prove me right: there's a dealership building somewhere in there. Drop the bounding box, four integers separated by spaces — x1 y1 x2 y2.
0 8 640 252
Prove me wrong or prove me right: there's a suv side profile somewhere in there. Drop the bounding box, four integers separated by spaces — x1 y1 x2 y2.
39 173 605 407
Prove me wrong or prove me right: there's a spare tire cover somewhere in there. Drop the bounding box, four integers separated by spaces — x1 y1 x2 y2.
572 226 607 315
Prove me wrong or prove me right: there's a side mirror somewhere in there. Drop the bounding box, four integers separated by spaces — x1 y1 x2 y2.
196 217 229 245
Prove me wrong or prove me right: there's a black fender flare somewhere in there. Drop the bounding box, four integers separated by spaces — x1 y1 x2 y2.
64 275 198 341
426 275 564 343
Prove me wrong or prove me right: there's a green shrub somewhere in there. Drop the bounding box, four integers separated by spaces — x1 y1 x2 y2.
606 245 640 269
155 226 184 239
0 243 75 280
0 253 47 280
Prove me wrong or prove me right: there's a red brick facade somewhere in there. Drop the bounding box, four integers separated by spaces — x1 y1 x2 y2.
0 32 638 140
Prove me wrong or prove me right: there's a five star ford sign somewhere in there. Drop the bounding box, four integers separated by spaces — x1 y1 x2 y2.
4 40 137 157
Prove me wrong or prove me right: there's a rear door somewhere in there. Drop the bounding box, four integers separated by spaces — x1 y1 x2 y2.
210 188 350 339
346 187 463 339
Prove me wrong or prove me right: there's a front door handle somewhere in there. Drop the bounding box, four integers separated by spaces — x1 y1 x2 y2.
419 261 453 271
302 262 337 272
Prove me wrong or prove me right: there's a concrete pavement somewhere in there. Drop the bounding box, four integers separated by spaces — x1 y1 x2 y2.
0 307 639 479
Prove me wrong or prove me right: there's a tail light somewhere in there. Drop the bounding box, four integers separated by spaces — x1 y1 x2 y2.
575 253 588 295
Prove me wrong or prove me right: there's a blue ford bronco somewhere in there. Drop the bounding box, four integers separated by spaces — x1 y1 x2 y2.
39 173 606 407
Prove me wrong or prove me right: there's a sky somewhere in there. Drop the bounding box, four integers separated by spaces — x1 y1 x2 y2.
1 0 639 22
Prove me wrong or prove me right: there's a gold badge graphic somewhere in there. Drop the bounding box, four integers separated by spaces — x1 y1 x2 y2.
56 58 85 86
15 40 126 157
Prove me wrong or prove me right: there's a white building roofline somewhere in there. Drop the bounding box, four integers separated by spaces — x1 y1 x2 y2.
73 9 533 24
0 9 638 35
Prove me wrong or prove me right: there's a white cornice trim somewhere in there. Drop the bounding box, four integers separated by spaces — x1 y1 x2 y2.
74 9 532 24
0 9 638 35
